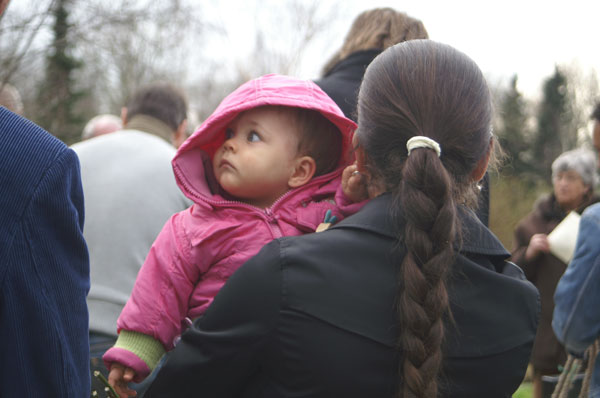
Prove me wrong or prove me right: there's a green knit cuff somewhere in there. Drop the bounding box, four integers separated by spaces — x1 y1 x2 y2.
114 330 166 371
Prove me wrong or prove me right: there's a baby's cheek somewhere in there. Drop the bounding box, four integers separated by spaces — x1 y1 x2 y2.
211 152 221 170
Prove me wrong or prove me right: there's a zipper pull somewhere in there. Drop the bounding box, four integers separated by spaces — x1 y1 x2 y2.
264 207 277 222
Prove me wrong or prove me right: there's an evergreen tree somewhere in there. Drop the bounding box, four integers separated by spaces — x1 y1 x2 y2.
533 67 572 181
35 0 89 144
496 75 531 177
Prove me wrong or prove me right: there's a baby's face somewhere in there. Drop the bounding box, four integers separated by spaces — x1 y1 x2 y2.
212 107 300 208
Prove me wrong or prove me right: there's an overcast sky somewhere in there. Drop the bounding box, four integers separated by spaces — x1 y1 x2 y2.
6 0 597 102
374 0 599 98
206 0 599 99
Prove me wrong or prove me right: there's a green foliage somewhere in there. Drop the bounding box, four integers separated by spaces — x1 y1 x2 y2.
496 75 532 177
532 67 572 181
33 0 91 145
90 370 119 398
492 66 598 188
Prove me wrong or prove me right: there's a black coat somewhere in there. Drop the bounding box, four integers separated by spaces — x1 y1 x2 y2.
146 194 539 398
314 49 380 122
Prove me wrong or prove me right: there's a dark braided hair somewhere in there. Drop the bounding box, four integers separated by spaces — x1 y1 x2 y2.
355 40 492 397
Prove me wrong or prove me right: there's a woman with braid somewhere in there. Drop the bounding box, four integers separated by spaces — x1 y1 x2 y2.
144 40 539 398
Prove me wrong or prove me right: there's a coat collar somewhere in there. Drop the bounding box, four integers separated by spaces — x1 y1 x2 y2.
332 193 510 258
324 49 382 77
125 115 173 143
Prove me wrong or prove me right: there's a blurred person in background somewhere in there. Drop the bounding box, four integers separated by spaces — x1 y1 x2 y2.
81 113 122 140
314 7 491 226
0 82 24 115
1 0 90 394
512 148 600 398
550 106 600 398
71 82 192 395
314 7 428 123
553 200 600 398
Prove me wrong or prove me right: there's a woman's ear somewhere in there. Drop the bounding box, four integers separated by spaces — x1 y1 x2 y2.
471 139 493 182
355 146 368 174
352 137 386 198
288 156 317 188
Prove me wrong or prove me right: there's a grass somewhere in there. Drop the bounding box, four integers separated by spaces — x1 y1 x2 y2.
489 176 545 398
489 174 550 249
513 382 533 398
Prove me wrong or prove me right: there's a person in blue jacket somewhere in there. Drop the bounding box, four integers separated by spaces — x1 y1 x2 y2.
0 70 90 398
553 202 600 398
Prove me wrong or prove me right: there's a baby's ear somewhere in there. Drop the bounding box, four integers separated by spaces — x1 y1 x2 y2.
288 156 317 188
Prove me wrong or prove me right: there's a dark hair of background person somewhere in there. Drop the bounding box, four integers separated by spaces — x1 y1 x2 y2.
355 39 493 397
321 7 428 76
126 83 188 131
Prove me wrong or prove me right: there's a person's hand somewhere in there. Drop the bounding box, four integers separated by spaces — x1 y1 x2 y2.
107 363 138 398
342 164 368 203
525 233 550 261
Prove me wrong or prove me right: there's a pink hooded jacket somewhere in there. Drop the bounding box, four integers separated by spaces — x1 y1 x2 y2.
103 74 359 379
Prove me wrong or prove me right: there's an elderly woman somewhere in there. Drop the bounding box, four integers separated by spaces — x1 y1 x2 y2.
512 148 600 398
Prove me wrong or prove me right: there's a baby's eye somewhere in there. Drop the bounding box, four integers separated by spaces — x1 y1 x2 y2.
224 128 234 140
248 131 261 142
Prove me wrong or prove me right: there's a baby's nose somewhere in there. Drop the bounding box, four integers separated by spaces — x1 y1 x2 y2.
223 138 235 151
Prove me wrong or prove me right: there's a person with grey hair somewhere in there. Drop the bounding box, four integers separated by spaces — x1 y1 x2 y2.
512 148 600 398
552 148 599 194
81 114 122 140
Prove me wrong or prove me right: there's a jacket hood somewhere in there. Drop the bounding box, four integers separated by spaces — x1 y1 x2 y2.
172 74 357 203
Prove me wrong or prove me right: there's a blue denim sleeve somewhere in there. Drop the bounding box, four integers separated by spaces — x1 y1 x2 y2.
552 204 600 355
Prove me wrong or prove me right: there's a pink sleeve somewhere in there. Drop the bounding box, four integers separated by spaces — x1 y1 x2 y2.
116 210 202 351
102 347 151 383
334 183 369 217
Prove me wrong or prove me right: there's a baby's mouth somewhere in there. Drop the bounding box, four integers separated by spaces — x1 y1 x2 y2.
219 158 234 169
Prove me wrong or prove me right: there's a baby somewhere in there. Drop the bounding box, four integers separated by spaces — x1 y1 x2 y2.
103 74 366 396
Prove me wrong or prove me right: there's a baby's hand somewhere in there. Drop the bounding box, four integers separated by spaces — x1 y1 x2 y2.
108 363 138 398
342 164 368 203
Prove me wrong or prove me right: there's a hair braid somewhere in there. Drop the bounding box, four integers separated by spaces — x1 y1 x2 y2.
394 149 456 398
355 40 494 398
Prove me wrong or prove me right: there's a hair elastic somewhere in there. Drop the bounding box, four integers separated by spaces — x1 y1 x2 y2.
406 136 441 157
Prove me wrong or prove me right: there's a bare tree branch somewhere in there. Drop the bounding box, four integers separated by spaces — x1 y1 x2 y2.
0 0 56 87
